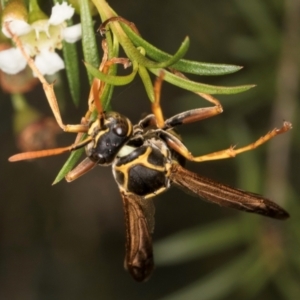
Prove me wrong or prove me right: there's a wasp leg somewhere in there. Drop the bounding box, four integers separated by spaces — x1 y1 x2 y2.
65 157 97 182
159 121 292 162
152 71 223 129
152 71 166 128
5 23 72 131
6 25 127 134
164 106 223 129
86 39 110 115
87 39 131 120
135 115 157 131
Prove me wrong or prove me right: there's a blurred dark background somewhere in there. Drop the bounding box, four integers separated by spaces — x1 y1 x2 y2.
0 0 299 299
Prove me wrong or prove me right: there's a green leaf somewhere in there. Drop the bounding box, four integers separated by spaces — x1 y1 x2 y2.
122 23 243 75
141 36 190 69
79 0 99 83
107 23 188 69
149 68 255 94
62 40 80 106
99 32 120 109
154 218 251 265
84 60 139 86
122 36 190 69
52 0 80 105
138 65 154 102
105 26 119 59
100 81 115 110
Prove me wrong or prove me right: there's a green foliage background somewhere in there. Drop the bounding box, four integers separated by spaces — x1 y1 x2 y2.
0 0 299 299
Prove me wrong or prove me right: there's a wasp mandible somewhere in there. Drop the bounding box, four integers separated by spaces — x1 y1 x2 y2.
6 20 291 282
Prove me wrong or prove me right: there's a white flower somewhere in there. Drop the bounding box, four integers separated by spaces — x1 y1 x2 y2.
62 24 82 43
0 47 27 74
1 19 32 37
48 2 75 25
0 2 81 76
34 50 65 75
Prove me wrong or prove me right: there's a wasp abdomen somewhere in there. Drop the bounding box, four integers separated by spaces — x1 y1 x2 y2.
113 145 171 197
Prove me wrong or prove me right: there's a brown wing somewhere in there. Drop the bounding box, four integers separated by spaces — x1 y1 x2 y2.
120 191 155 282
170 164 289 220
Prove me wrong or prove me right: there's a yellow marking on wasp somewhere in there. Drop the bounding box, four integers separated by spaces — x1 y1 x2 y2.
94 127 109 148
144 185 169 199
126 118 133 137
87 119 110 150
87 119 100 136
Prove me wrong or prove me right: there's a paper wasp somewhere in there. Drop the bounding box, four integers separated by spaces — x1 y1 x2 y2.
6 21 291 282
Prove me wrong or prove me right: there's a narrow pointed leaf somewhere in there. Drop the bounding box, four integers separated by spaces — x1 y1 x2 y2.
122 24 243 75
109 24 188 69
63 40 80 106
138 65 154 102
149 68 255 94
123 36 190 69
79 0 99 83
100 82 115 111
145 36 190 68
85 61 138 85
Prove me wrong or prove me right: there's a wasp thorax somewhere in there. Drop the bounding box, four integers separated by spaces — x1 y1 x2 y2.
86 112 133 165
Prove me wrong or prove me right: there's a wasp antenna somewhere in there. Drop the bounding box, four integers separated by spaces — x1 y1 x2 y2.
8 146 72 162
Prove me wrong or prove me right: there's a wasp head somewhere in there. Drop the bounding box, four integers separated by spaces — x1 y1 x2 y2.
86 112 133 165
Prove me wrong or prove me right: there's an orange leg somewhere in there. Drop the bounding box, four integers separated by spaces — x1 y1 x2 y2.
151 71 223 129
5 22 73 131
152 71 166 128
161 121 292 162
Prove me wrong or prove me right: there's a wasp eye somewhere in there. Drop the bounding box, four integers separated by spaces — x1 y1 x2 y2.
113 124 127 137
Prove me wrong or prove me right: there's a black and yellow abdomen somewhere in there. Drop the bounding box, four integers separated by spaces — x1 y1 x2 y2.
113 144 171 198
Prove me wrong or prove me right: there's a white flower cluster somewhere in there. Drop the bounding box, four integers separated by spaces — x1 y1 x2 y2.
0 2 82 75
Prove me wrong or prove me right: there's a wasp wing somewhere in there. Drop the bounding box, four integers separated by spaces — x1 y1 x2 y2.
170 164 289 220
120 191 155 282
